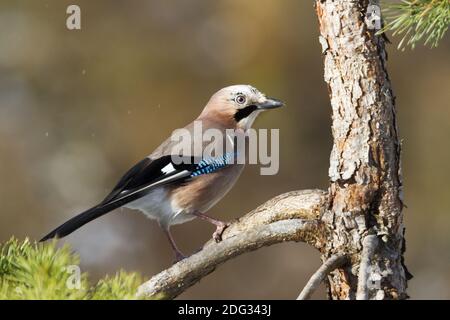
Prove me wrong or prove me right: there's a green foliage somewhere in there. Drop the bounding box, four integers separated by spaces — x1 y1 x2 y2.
0 237 144 300
90 271 143 300
381 0 449 49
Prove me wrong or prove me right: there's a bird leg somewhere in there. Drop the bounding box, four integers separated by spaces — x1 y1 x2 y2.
193 211 230 243
163 228 186 263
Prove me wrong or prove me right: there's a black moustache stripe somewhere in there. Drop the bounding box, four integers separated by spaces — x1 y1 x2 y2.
234 105 257 122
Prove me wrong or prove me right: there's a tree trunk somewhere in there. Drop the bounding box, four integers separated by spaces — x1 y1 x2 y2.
315 0 410 299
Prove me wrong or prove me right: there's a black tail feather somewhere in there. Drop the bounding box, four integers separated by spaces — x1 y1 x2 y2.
40 157 194 242
39 180 162 242
39 205 112 241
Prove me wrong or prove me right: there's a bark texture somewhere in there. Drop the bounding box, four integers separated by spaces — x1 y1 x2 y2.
137 190 328 299
297 254 349 300
315 0 409 299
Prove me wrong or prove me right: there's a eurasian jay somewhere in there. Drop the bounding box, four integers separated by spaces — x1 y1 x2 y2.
40 85 283 261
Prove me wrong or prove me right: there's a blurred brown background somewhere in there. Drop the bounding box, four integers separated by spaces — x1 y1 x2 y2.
0 0 449 299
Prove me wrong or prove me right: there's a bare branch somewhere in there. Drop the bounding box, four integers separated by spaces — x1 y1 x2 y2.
296 254 348 300
356 234 379 300
136 189 328 299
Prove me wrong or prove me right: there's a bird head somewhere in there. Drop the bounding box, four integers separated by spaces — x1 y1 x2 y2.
199 85 284 129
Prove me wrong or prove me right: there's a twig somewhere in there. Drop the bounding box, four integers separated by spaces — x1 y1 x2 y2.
296 254 348 300
356 234 379 300
136 189 328 299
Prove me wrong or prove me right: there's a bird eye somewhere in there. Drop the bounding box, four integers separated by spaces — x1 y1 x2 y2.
235 95 246 105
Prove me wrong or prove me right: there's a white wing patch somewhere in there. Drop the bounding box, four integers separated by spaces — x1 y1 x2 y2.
161 163 176 174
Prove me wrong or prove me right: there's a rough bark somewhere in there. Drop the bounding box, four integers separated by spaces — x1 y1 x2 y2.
315 0 409 299
137 190 328 299
297 254 349 300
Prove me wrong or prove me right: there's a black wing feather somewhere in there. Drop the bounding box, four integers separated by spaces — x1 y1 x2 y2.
101 155 198 204
100 157 153 204
40 155 198 241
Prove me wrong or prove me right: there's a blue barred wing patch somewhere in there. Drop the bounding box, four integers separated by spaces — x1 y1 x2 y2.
190 152 236 177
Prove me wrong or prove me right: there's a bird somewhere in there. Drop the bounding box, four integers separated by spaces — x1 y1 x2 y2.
40 85 283 262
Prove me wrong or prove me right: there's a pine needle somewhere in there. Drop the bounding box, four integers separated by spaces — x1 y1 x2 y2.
0 237 145 300
379 0 449 50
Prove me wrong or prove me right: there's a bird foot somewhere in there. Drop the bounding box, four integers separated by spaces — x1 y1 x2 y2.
212 222 230 243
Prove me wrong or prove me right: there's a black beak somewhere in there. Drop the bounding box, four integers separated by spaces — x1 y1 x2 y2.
256 97 284 110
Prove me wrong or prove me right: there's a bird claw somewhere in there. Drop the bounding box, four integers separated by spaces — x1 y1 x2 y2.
212 222 230 243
